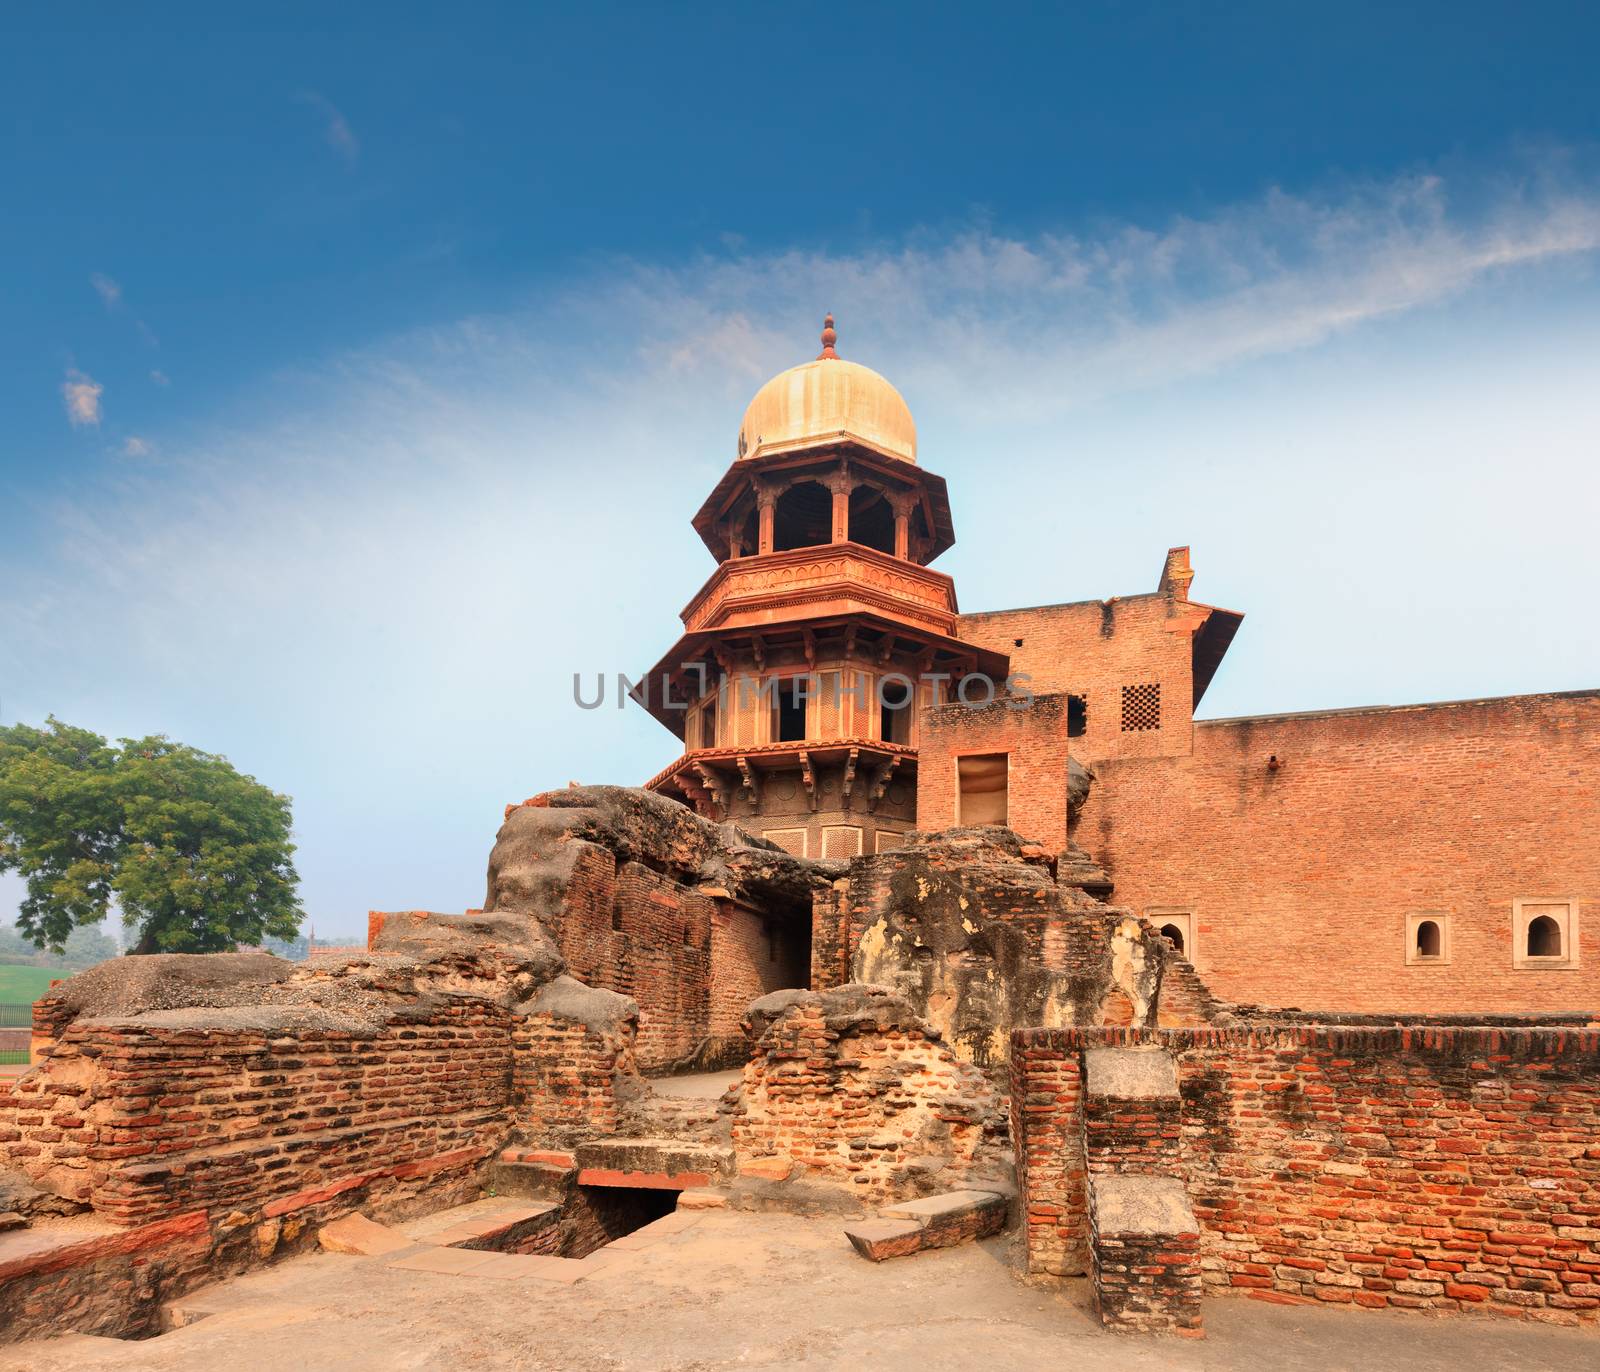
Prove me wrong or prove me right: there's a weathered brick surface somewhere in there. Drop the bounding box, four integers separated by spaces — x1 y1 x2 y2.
4 1005 511 1227
512 1011 635 1147
915 693 1073 848
732 987 1007 1203
1082 692 1600 1015
1014 1025 1600 1326
1010 1037 1087 1275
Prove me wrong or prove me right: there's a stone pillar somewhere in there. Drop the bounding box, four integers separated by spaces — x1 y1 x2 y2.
757 494 776 555
828 468 853 545
888 491 917 561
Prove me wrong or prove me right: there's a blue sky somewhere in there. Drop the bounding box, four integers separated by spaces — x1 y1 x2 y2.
3 4 1599 940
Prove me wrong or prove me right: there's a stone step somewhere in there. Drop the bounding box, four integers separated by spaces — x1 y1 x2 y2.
573 1138 732 1189
844 1189 1009 1262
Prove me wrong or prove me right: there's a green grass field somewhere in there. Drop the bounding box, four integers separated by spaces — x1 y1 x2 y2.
0 964 62 1004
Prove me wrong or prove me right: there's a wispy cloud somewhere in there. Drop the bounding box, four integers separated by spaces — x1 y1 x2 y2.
121 436 154 458
90 272 122 309
150 369 170 386
8 166 1600 922
295 91 359 165
60 369 103 426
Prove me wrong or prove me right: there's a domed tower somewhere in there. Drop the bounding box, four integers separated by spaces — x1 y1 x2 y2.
634 317 1007 858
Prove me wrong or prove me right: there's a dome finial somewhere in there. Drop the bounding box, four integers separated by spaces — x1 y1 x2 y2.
817 313 838 360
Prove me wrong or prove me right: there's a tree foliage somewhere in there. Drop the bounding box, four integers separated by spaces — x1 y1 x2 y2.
0 718 303 954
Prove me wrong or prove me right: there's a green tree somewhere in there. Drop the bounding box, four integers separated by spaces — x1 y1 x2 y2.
0 718 302 954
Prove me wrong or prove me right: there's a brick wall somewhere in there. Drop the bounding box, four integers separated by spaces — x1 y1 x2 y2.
916 693 1073 849
707 900 808 1058
0 1004 512 1227
512 1010 635 1147
1012 1024 1600 1325
732 987 1005 1203
548 842 715 1070
1082 692 1600 1014
959 593 1200 767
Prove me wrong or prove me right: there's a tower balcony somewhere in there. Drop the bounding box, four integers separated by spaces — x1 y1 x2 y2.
680 542 958 638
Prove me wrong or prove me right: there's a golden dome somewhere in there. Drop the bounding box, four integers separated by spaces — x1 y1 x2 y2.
737 316 916 464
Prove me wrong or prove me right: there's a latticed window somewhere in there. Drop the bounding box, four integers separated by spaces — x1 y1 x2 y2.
1121 682 1161 732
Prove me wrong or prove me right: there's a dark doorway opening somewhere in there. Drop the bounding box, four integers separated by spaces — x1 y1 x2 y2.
774 678 809 741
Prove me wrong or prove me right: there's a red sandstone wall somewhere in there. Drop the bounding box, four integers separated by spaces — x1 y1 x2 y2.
1082 692 1600 1014
1013 1025 1600 1325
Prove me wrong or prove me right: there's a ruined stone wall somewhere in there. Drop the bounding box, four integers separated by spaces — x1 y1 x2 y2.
512 976 639 1147
915 692 1073 849
812 830 1203 1069
1082 691 1600 1015
548 846 714 1069
732 986 1006 1203
486 787 822 1072
1012 1024 1600 1325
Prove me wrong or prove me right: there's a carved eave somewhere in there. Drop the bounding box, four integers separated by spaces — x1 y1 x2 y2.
644 739 918 802
691 442 955 564
630 612 1010 736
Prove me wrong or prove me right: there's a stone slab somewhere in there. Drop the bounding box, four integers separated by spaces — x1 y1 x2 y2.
1083 1046 1180 1100
386 1246 501 1275
844 1218 925 1262
318 1213 413 1257
676 1189 728 1210
1089 1174 1197 1237
883 1190 1004 1224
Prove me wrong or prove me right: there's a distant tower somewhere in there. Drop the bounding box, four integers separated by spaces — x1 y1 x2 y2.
633 317 1004 858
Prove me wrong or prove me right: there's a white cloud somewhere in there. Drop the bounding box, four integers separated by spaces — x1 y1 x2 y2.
150 369 170 386
295 91 359 164
121 436 154 458
60 369 103 426
7 166 1600 927
90 272 121 309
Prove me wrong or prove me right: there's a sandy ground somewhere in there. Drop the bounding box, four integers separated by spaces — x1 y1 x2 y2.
3 1210 1593 1372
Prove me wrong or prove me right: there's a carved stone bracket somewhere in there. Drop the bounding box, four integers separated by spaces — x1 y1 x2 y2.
736 755 761 808
867 755 902 813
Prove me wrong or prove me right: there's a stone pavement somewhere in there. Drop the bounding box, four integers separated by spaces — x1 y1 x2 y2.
2 1211 1593 1372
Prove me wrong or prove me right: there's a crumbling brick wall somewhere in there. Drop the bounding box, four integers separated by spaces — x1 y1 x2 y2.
6 1004 513 1226
486 787 822 1072
512 976 640 1147
707 900 808 1061
1012 1024 1600 1325
732 986 1007 1202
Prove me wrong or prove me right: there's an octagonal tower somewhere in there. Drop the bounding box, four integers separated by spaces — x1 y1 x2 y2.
634 317 1007 859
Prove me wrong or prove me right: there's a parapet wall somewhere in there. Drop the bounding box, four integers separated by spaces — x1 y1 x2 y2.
1012 1023 1600 1325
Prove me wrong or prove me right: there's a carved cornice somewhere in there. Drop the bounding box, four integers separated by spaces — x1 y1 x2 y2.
682 543 958 634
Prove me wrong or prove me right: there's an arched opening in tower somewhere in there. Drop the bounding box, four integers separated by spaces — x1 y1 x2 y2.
1414 919 1441 958
848 486 895 555
773 481 833 551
